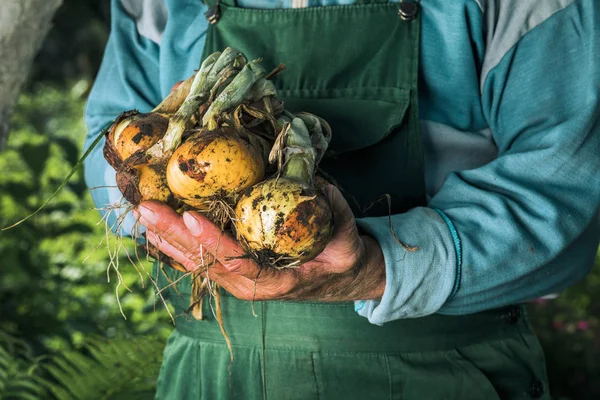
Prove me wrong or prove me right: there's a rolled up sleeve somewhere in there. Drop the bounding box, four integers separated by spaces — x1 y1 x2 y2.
356 1 600 323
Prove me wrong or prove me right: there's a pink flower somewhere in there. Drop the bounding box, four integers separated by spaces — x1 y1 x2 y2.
576 320 590 331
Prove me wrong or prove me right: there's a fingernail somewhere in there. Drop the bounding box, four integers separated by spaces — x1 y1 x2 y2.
183 212 202 236
138 204 158 225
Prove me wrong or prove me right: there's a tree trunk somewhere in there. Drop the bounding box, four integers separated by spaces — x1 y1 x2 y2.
0 0 62 150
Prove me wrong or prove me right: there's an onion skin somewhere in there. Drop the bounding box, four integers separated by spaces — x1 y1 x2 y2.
166 127 265 208
113 113 168 161
105 111 169 166
234 178 334 265
116 161 176 206
103 111 176 207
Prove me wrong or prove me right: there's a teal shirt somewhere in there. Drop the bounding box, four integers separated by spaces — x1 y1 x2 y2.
84 0 600 324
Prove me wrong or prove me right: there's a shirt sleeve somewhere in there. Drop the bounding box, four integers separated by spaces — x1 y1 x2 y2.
83 0 162 237
355 1 600 324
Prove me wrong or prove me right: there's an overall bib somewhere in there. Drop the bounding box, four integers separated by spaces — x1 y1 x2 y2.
156 1 549 399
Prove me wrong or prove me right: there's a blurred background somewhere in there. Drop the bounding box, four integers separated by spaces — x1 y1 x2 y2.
0 1 598 399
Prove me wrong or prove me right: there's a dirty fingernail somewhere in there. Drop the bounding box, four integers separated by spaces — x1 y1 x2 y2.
183 212 202 236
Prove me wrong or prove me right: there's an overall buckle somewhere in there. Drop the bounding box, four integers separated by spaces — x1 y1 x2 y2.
398 1 419 21
205 0 221 24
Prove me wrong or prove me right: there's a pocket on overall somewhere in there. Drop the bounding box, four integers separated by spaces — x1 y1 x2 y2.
280 86 411 153
280 86 422 216
385 349 501 400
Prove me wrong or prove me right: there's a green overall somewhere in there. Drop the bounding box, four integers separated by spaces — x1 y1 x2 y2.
156 1 549 399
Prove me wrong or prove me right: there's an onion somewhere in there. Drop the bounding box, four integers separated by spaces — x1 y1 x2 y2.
103 112 167 168
234 179 333 266
166 127 268 209
234 115 334 268
101 110 173 205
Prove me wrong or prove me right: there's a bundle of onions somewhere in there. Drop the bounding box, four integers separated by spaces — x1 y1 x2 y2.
101 48 286 326
233 113 335 268
103 46 285 222
103 48 247 208
165 57 283 327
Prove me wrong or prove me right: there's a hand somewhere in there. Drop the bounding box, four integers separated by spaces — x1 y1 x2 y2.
135 185 386 302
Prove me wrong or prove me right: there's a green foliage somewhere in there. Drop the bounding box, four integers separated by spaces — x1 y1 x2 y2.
0 330 165 400
0 331 48 400
44 336 164 400
1 82 173 399
0 82 173 357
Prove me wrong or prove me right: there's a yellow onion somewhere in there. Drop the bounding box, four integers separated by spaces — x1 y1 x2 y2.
102 110 175 206
166 127 267 209
234 116 334 268
116 162 174 205
103 111 166 168
111 112 169 161
234 178 333 265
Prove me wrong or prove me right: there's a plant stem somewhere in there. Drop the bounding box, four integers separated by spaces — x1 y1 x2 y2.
146 49 243 159
2 122 111 230
295 112 331 166
202 60 266 131
152 74 195 114
280 118 316 183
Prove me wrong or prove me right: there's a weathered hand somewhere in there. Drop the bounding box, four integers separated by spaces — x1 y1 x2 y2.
136 185 385 302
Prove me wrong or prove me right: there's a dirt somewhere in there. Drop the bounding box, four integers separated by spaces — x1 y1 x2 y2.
131 122 155 144
251 194 265 210
178 156 207 182
116 166 141 205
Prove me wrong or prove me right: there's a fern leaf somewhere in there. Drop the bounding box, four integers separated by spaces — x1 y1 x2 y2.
44 336 165 400
0 330 49 399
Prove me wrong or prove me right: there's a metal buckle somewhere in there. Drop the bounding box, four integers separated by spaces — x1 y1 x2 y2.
398 1 419 21
205 0 221 25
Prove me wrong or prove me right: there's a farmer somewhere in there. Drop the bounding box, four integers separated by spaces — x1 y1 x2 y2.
84 0 600 399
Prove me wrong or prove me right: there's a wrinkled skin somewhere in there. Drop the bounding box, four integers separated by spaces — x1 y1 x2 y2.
135 184 386 302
